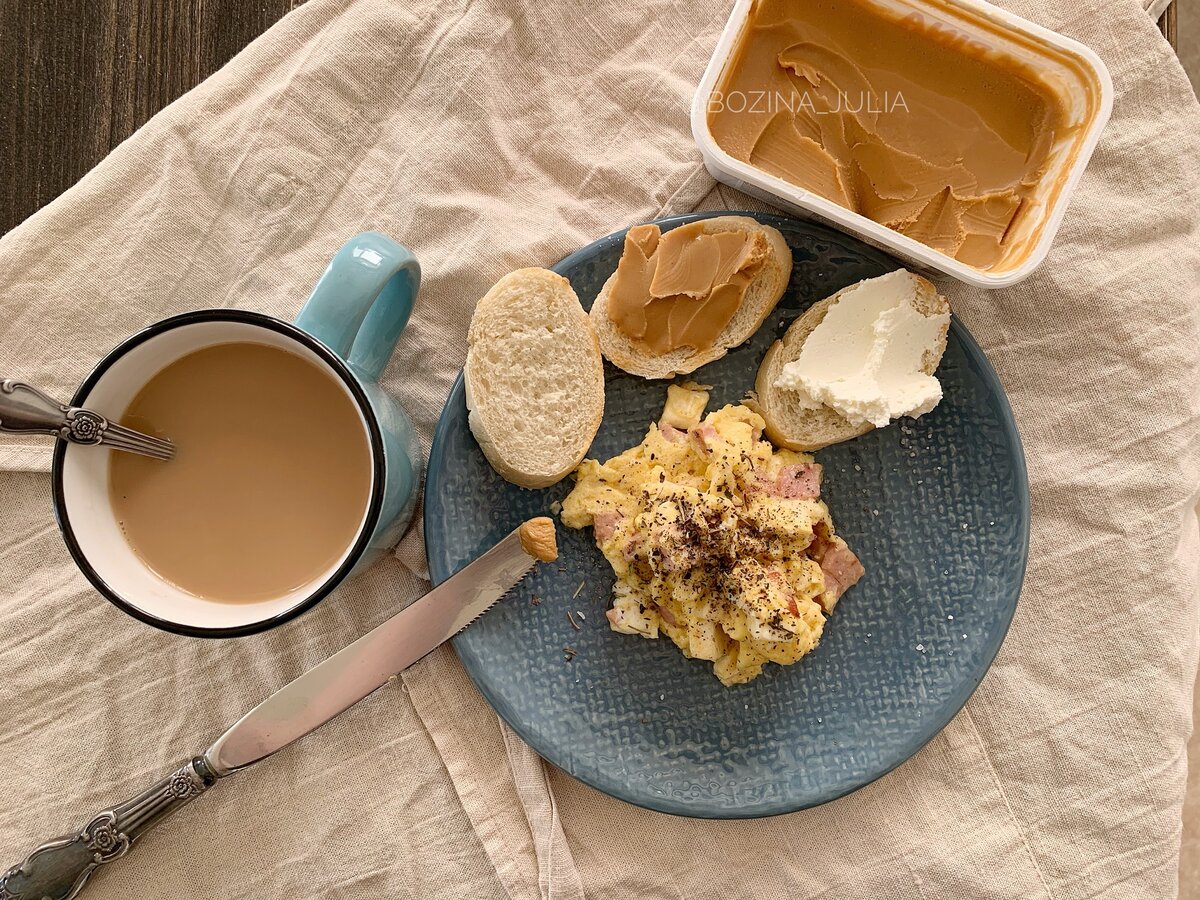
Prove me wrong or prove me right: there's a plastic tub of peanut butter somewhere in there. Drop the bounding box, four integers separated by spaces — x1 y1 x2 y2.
691 0 1112 288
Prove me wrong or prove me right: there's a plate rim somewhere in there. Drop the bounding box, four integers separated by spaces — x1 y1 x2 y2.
425 210 1031 819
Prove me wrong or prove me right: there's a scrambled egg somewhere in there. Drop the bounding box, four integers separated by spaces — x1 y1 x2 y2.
561 385 865 686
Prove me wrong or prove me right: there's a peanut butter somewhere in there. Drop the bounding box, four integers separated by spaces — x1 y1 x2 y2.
707 0 1073 270
608 222 768 354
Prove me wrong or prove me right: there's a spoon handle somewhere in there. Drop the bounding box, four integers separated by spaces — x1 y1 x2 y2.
0 379 108 445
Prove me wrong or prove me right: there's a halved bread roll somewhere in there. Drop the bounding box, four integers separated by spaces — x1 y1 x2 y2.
591 216 792 379
749 272 949 451
465 268 604 488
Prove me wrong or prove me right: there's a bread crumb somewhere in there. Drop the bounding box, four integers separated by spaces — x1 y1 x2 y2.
518 517 558 562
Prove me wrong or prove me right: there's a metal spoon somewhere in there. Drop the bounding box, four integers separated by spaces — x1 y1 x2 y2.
0 379 174 461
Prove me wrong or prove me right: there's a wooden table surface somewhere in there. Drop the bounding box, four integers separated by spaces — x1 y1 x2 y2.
0 0 302 236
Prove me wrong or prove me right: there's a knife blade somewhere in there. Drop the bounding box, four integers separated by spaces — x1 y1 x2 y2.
0 519 556 900
205 521 544 774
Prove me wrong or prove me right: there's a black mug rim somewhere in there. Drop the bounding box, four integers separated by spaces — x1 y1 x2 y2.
51 309 387 639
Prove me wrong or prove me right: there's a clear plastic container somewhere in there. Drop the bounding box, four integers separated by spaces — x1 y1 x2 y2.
690 0 1113 289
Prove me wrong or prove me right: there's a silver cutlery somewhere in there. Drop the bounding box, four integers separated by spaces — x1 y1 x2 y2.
0 519 554 900
0 379 174 461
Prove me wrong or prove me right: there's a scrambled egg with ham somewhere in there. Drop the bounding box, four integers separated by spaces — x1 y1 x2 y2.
561 385 865 685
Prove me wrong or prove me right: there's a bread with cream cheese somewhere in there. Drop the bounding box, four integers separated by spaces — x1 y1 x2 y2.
750 272 949 451
591 216 791 379
465 268 604 488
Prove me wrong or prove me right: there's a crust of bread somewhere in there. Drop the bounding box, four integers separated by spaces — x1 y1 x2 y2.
748 272 949 451
518 517 558 562
591 216 792 379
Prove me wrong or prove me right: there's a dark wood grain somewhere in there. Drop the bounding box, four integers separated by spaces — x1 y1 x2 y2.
1160 1 1177 48
0 0 303 236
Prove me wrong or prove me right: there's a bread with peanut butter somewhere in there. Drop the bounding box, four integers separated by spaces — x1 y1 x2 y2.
465 268 604 489
751 272 949 451
591 216 792 379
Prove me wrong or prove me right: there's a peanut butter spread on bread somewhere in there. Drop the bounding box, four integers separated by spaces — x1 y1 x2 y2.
608 222 769 355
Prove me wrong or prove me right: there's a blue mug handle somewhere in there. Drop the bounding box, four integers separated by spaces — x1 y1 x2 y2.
294 232 421 380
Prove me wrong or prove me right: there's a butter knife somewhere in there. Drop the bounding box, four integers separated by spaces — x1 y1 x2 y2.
0 518 557 900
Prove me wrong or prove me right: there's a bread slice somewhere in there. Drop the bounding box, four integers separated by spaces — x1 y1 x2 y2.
465 268 604 488
591 216 792 379
749 271 949 451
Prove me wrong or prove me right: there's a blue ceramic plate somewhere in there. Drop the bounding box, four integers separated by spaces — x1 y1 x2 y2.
425 212 1029 818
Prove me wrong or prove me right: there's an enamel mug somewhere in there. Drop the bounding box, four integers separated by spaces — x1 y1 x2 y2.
52 232 423 637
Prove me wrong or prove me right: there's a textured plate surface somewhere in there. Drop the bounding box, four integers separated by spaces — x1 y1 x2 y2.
425 212 1029 818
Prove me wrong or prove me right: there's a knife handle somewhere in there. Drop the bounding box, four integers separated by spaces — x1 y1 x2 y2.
0 757 219 900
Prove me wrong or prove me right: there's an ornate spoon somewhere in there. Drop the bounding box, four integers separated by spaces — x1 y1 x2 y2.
0 380 173 461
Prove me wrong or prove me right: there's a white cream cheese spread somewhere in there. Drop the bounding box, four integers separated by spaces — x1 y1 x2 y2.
774 271 949 428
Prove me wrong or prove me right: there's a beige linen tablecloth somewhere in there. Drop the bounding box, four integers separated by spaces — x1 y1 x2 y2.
2 0 1198 897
